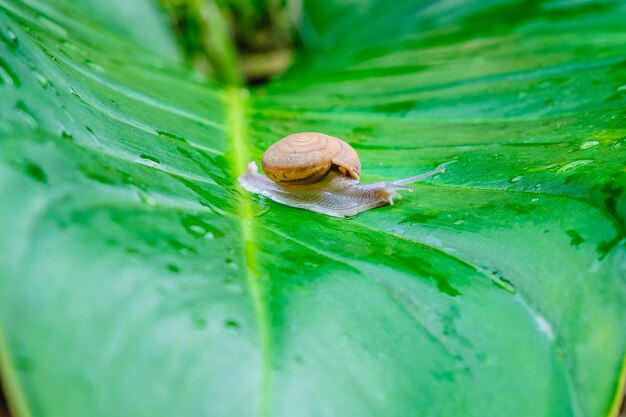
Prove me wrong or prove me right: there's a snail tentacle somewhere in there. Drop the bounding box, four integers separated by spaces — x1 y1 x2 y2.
390 165 446 188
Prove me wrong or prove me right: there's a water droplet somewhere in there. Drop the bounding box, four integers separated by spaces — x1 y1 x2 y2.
509 175 523 184
23 162 47 184
400 212 438 224
84 59 104 73
181 216 224 239
580 140 599 150
14 101 39 128
533 313 555 340
157 130 187 143
0 57 20 86
60 128 73 140
453 219 465 225
489 270 516 294
557 159 593 173
189 225 205 234
59 39 78 52
167 239 196 255
224 319 240 329
566 229 585 248
135 154 161 168
531 197 539 203
69 87 80 97
34 72 50 89
7 29 17 45
138 191 157 207
617 84 626 92
0 28 18 48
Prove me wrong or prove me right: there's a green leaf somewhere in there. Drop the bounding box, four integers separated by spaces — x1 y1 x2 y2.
1 0 625 417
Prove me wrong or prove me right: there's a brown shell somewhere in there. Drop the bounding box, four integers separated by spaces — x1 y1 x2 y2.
262 132 361 185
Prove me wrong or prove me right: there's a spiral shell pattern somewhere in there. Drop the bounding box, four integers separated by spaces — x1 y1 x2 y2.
262 132 361 185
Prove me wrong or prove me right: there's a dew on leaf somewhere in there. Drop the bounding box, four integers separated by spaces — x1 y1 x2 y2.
453 219 465 225
189 225 205 234
14 101 39 128
224 258 238 270
580 140 599 150
181 215 224 239
157 130 188 143
557 159 592 173
224 319 241 329
23 162 47 184
0 57 20 86
138 191 157 207
34 72 50 89
400 212 439 224
504 202 534 215
177 146 193 159
135 154 161 169
167 238 196 255
489 270 516 294
532 312 555 340
566 229 584 248
140 154 160 164
60 128 73 140
84 59 104 73
509 175 523 183
0 28 18 47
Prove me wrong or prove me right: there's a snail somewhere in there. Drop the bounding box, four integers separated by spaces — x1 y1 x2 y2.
238 132 445 218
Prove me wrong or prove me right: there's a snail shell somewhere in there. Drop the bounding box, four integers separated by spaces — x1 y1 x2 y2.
262 132 360 185
239 132 445 217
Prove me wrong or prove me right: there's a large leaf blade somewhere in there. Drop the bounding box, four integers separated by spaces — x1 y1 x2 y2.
0 0 625 417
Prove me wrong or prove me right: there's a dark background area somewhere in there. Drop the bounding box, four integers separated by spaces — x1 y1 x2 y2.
1 382 9 417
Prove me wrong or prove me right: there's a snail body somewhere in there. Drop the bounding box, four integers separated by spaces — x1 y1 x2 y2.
238 132 445 218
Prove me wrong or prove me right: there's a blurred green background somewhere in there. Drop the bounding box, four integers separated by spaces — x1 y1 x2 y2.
159 0 296 83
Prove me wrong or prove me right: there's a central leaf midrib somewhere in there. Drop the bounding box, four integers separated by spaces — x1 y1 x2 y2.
225 87 272 417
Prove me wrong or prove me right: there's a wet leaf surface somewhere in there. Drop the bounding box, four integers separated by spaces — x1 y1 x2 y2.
0 0 625 416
